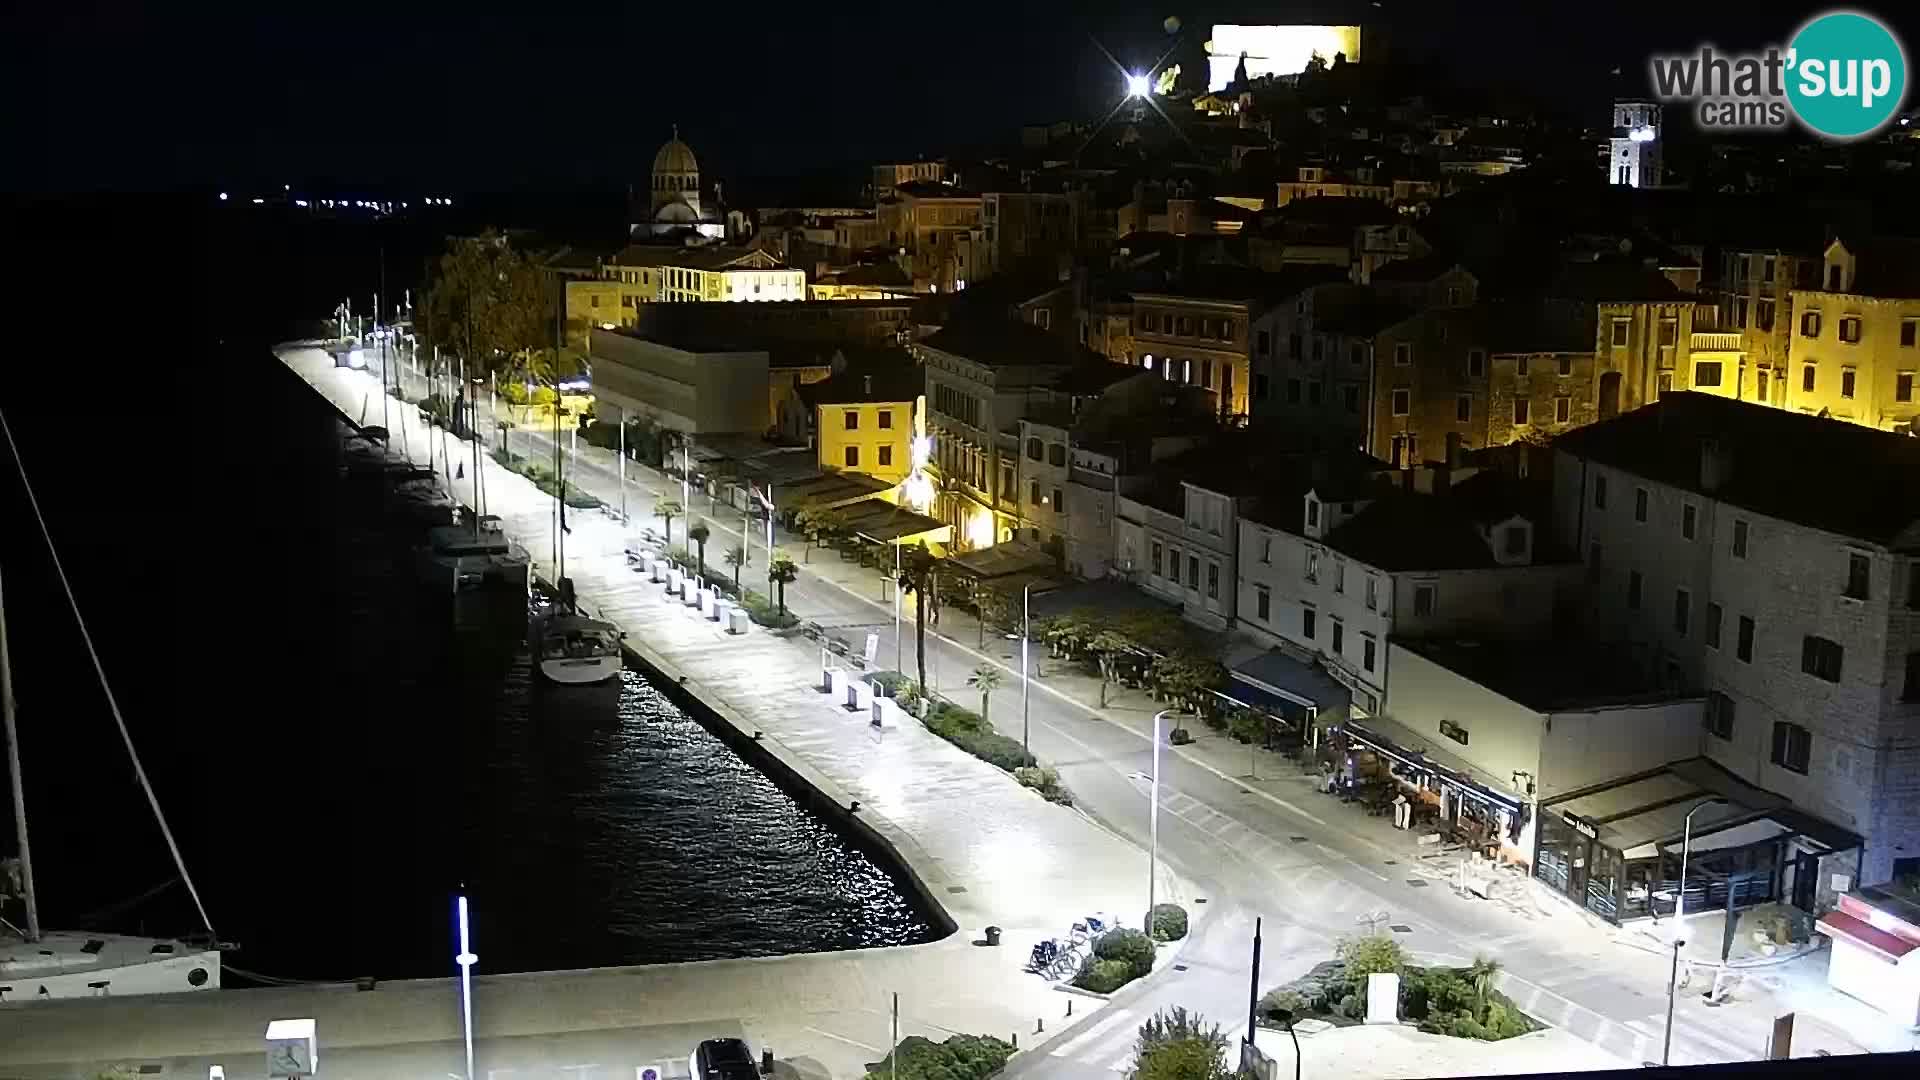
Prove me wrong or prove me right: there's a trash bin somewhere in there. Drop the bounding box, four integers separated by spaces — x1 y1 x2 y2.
985 925 1002 946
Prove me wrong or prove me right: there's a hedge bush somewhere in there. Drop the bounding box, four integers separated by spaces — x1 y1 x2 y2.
1014 765 1074 806
1149 903 1188 942
1072 958 1135 994
1095 928 1157 978
924 703 1035 771
742 593 799 629
1258 988 1306 1021
863 1034 1014 1080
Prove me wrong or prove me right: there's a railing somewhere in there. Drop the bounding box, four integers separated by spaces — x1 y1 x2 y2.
1068 466 1113 489
1691 332 1744 351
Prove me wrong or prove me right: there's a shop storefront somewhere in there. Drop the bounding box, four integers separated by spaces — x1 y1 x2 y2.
1330 716 1530 863
1535 758 1862 925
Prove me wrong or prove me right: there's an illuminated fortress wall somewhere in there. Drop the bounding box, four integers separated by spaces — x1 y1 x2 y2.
1205 25 1363 90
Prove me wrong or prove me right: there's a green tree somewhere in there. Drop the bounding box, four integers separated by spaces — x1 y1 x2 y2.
1336 934 1406 979
725 544 746 590
688 522 711 580
417 231 555 380
967 666 1003 725
1089 628 1132 708
897 542 938 695
654 497 683 547
797 505 848 560
768 554 799 614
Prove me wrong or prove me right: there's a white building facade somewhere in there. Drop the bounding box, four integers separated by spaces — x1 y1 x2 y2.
1552 395 1920 885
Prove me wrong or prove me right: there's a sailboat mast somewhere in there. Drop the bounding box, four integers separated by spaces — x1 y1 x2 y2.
553 302 567 602
0 560 42 942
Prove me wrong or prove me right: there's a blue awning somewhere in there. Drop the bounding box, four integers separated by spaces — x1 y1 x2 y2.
1224 649 1351 721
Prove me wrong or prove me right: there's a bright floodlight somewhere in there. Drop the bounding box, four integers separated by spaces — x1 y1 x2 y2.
1126 72 1151 98
1629 126 1657 143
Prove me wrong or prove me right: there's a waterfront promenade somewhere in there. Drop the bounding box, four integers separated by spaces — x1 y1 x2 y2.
0 347 1184 1080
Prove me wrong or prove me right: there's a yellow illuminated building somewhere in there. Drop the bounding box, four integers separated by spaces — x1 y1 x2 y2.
564 245 807 345
803 363 925 487
1785 238 1920 433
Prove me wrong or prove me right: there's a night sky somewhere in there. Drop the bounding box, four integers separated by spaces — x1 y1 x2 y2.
4 1 1909 193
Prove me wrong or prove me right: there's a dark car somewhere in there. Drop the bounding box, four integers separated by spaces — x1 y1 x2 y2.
693 1038 759 1080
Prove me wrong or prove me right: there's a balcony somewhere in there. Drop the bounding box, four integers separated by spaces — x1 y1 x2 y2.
1070 465 1114 489
1691 332 1744 352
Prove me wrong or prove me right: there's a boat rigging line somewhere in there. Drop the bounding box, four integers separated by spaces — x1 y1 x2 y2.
0 406 218 940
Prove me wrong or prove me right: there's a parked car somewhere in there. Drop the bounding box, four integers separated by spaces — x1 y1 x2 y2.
691 1038 759 1080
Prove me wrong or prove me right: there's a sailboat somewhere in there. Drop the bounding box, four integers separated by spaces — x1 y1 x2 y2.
0 409 223 1001
525 353 623 686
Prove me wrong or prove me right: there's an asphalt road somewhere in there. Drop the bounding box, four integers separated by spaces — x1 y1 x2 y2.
486 418 1778 1076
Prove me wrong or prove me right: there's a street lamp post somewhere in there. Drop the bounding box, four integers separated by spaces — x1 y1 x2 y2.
1147 709 1167 933
894 542 903 672
1662 797 1727 1065
1020 583 1031 754
454 893 479 1080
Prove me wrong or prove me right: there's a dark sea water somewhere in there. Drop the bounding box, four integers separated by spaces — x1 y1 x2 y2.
0 193 935 981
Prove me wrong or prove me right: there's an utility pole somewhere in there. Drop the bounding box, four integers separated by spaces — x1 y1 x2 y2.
1147 710 1164 934
1247 916 1263 1047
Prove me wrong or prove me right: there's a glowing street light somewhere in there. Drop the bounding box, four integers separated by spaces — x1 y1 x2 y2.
1126 72 1151 98
454 894 479 1080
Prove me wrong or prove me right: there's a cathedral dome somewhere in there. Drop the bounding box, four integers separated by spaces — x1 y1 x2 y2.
653 134 699 177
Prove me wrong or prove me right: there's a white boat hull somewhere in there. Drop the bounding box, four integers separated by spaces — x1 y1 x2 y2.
540 655 624 685
0 934 221 1003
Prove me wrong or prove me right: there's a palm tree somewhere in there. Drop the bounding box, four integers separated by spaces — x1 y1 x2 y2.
968 666 1003 724
768 554 799 614
1468 955 1501 1010
897 542 937 695
688 522 711 581
724 544 746 591
654 497 683 547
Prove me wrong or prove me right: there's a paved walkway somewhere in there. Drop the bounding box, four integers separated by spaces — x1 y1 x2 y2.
0 348 1221 1080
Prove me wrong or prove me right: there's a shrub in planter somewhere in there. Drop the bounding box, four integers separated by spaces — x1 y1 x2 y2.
1014 765 1074 806
1096 927 1157 978
1073 959 1135 994
1203 713 1229 732
1259 988 1306 1022
1149 903 1189 942
863 1034 1014 1080
1169 727 1193 745
1336 934 1406 979
1336 993 1362 1020
960 729 1035 771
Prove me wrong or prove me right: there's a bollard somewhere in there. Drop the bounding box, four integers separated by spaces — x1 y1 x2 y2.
1036 1018 1043 1034
761 1049 774 1076
1066 999 1073 1017
1011 1033 1018 1051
